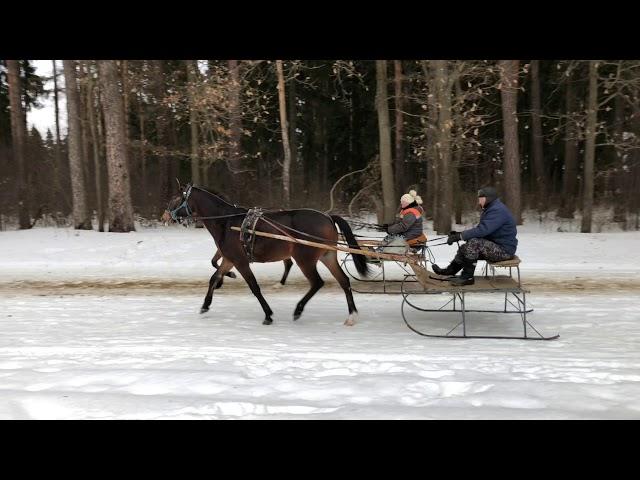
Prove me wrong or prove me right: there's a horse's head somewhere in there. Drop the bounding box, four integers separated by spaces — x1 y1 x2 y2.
162 183 194 224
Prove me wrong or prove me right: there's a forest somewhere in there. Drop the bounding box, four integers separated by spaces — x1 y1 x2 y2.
1 59 639 234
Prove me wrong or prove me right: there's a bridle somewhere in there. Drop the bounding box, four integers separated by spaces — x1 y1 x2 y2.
167 184 193 223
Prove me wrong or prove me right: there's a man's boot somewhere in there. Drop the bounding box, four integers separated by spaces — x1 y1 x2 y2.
432 259 463 276
449 260 477 286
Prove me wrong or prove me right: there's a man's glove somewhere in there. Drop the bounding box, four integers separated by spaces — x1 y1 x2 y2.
447 231 462 245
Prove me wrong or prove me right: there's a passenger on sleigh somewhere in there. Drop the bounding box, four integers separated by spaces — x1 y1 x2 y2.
375 190 427 254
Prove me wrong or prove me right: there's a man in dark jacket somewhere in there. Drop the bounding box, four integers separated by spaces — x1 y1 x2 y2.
432 186 518 286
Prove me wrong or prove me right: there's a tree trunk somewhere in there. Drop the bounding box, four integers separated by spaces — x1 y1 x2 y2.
433 60 453 234
499 60 522 224
287 75 298 200
276 60 292 208
612 92 626 222
630 104 640 230
153 60 169 208
581 61 598 233
559 71 579 219
453 142 463 225
138 94 146 193
186 60 201 184
51 60 69 212
98 60 135 233
422 61 438 222
122 60 129 130
78 62 92 210
394 60 405 195
87 63 105 232
228 60 243 190
530 60 545 210
167 115 180 195
6 60 31 229
454 77 464 225
63 60 92 230
375 60 396 223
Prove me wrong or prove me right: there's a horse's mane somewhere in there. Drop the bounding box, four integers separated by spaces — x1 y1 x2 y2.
192 185 249 211
195 185 229 202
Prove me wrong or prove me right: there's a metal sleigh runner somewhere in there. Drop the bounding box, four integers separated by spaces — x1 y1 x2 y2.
400 256 559 341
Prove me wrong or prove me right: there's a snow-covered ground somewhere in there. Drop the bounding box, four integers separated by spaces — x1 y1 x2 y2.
1 221 639 419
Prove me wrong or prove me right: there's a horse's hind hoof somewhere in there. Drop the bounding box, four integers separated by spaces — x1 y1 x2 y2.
262 318 273 325
344 312 359 326
200 308 209 314
293 313 301 321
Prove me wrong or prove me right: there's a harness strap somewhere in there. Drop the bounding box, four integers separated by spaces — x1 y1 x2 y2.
240 208 264 262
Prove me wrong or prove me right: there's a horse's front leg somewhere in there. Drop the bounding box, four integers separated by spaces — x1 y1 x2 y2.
233 259 274 325
201 257 234 314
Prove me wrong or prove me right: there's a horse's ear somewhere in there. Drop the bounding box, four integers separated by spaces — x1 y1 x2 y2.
176 178 182 191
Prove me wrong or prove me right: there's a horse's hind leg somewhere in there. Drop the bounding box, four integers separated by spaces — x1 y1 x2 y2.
292 257 324 321
201 257 234 314
211 249 221 269
320 250 359 326
233 259 274 325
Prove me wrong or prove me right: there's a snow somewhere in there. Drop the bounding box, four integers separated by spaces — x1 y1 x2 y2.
1 221 639 419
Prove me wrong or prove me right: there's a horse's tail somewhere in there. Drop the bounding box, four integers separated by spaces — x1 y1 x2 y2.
331 215 370 278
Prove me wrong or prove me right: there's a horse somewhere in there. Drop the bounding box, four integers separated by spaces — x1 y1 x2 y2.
162 183 370 326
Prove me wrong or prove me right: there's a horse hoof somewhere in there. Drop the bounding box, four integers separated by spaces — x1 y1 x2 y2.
200 308 209 314
344 312 358 326
293 313 301 321
262 318 273 325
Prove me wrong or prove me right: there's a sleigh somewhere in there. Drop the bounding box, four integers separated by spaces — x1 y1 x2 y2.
231 226 559 341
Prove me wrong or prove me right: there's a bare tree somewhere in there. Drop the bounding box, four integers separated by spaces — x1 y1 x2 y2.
612 89 626 222
394 60 405 195
98 60 135 232
86 62 106 231
51 60 69 211
6 60 31 229
433 60 455 234
153 60 169 207
581 60 598 233
499 60 522 223
558 68 579 219
186 60 201 184
276 60 292 208
228 60 243 189
530 60 545 208
63 60 92 229
287 73 298 193
375 60 396 223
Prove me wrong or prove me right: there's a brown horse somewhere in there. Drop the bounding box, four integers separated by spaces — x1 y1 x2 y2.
163 184 370 326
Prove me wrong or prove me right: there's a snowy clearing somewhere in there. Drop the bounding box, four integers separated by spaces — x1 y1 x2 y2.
1 223 639 419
